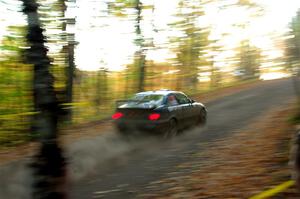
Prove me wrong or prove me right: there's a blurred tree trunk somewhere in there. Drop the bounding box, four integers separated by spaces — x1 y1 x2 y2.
95 69 107 115
61 0 76 123
293 75 300 105
210 64 218 89
134 0 146 92
288 10 300 105
64 34 75 122
123 70 130 98
21 0 67 198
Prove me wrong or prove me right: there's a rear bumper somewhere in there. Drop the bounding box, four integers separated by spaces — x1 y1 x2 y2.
115 120 169 134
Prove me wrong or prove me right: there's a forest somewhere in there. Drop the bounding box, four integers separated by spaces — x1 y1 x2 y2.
0 0 299 146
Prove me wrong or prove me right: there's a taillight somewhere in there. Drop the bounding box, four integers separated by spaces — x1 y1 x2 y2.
149 113 160 121
112 112 123 120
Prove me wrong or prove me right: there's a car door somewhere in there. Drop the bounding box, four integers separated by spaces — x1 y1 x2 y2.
174 93 194 127
166 94 183 127
187 97 200 119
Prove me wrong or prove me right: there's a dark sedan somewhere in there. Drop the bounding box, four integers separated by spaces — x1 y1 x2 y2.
112 90 207 138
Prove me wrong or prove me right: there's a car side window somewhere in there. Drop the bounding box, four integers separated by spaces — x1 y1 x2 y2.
167 94 179 106
175 93 190 104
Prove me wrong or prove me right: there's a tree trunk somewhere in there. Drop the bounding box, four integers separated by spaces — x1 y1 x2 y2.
62 0 76 123
21 0 67 198
65 39 75 122
135 0 146 92
95 69 107 115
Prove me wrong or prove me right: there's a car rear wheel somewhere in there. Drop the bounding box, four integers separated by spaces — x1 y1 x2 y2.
164 119 178 138
116 129 129 139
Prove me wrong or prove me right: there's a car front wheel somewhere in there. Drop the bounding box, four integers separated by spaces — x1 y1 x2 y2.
198 110 207 126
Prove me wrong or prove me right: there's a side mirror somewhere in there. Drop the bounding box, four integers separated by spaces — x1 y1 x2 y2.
190 99 195 103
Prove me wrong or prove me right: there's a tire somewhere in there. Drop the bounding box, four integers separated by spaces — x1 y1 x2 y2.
164 119 178 139
116 128 131 140
198 109 207 126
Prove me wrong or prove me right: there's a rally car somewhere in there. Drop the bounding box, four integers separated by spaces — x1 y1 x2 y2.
112 90 207 138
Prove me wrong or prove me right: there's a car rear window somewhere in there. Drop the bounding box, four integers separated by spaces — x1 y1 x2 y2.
118 94 164 108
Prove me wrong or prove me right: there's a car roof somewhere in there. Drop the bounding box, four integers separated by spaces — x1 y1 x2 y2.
136 90 183 96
